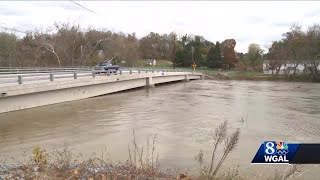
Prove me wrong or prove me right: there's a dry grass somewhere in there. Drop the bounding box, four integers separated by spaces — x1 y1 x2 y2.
1 127 305 180
194 120 241 180
193 120 303 180
2 135 175 180
268 164 303 180
128 130 160 171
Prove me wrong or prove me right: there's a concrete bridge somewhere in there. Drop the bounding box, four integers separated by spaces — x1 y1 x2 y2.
0 67 203 114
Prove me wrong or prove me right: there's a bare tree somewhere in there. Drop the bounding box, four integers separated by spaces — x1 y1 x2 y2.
37 43 61 67
82 38 108 65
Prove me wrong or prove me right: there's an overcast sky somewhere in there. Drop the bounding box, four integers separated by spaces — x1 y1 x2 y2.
1 1 320 53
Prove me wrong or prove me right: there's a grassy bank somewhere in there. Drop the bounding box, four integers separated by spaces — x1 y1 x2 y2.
201 69 320 82
131 61 319 82
198 69 269 81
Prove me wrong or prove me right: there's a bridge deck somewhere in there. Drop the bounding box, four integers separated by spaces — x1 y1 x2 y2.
0 71 201 87
0 70 203 113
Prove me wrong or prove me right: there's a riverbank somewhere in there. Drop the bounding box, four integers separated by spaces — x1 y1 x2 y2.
0 145 178 180
198 69 320 82
0 148 303 180
0 161 176 180
0 125 304 180
132 62 319 82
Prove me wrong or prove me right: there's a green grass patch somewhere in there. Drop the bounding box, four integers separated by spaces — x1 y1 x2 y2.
197 69 272 81
134 59 173 69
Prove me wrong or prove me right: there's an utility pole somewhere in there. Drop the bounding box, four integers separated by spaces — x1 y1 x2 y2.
192 46 194 63
172 33 176 69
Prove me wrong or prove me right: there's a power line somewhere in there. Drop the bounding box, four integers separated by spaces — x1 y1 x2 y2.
0 22 29 32
70 1 97 14
0 26 27 34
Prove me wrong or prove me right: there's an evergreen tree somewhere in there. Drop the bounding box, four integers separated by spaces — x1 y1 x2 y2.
206 41 223 68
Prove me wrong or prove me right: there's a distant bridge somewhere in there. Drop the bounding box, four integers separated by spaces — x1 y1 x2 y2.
0 67 203 113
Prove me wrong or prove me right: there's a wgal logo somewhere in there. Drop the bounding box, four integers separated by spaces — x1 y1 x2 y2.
264 141 289 163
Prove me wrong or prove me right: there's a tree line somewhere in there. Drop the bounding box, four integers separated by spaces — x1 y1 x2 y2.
0 22 140 67
230 22 319 81
0 21 319 80
0 22 236 68
265 23 320 80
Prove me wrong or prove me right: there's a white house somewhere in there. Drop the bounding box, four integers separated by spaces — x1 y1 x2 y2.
97 50 104 57
146 59 156 66
263 60 320 74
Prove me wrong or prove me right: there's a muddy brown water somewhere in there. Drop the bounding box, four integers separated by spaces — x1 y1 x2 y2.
0 80 319 179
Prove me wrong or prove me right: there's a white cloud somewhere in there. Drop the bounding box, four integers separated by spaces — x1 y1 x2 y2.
1 1 320 53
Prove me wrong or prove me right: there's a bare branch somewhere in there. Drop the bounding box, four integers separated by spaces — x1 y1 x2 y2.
39 43 61 67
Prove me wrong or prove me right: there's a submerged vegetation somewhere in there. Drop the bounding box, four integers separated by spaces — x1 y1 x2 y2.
199 68 319 82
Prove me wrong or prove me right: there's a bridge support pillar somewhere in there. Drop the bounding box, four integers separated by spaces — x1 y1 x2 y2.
74 72 78 79
184 74 190 82
50 73 54 81
18 75 23 84
146 77 155 88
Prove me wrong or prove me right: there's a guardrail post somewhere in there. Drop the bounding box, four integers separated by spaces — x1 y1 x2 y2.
152 69 154 73
138 70 140 74
107 70 110 76
18 75 23 84
130 70 132 74
73 72 77 79
120 70 122 75
50 73 54 81
92 71 96 78
146 70 148 73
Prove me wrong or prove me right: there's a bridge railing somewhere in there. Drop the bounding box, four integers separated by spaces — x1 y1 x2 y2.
0 67 92 75
0 68 195 86
0 67 193 74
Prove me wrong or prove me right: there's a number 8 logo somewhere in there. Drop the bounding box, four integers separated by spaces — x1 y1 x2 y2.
265 142 275 155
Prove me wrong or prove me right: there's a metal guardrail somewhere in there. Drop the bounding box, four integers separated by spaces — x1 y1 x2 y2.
0 67 193 74
0 68 195 86
0 67 92 75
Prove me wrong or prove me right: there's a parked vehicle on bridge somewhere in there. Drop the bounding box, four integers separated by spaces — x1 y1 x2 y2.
94 59 120 74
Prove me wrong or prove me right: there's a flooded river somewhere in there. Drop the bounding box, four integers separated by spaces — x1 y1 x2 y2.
0 80 320 179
